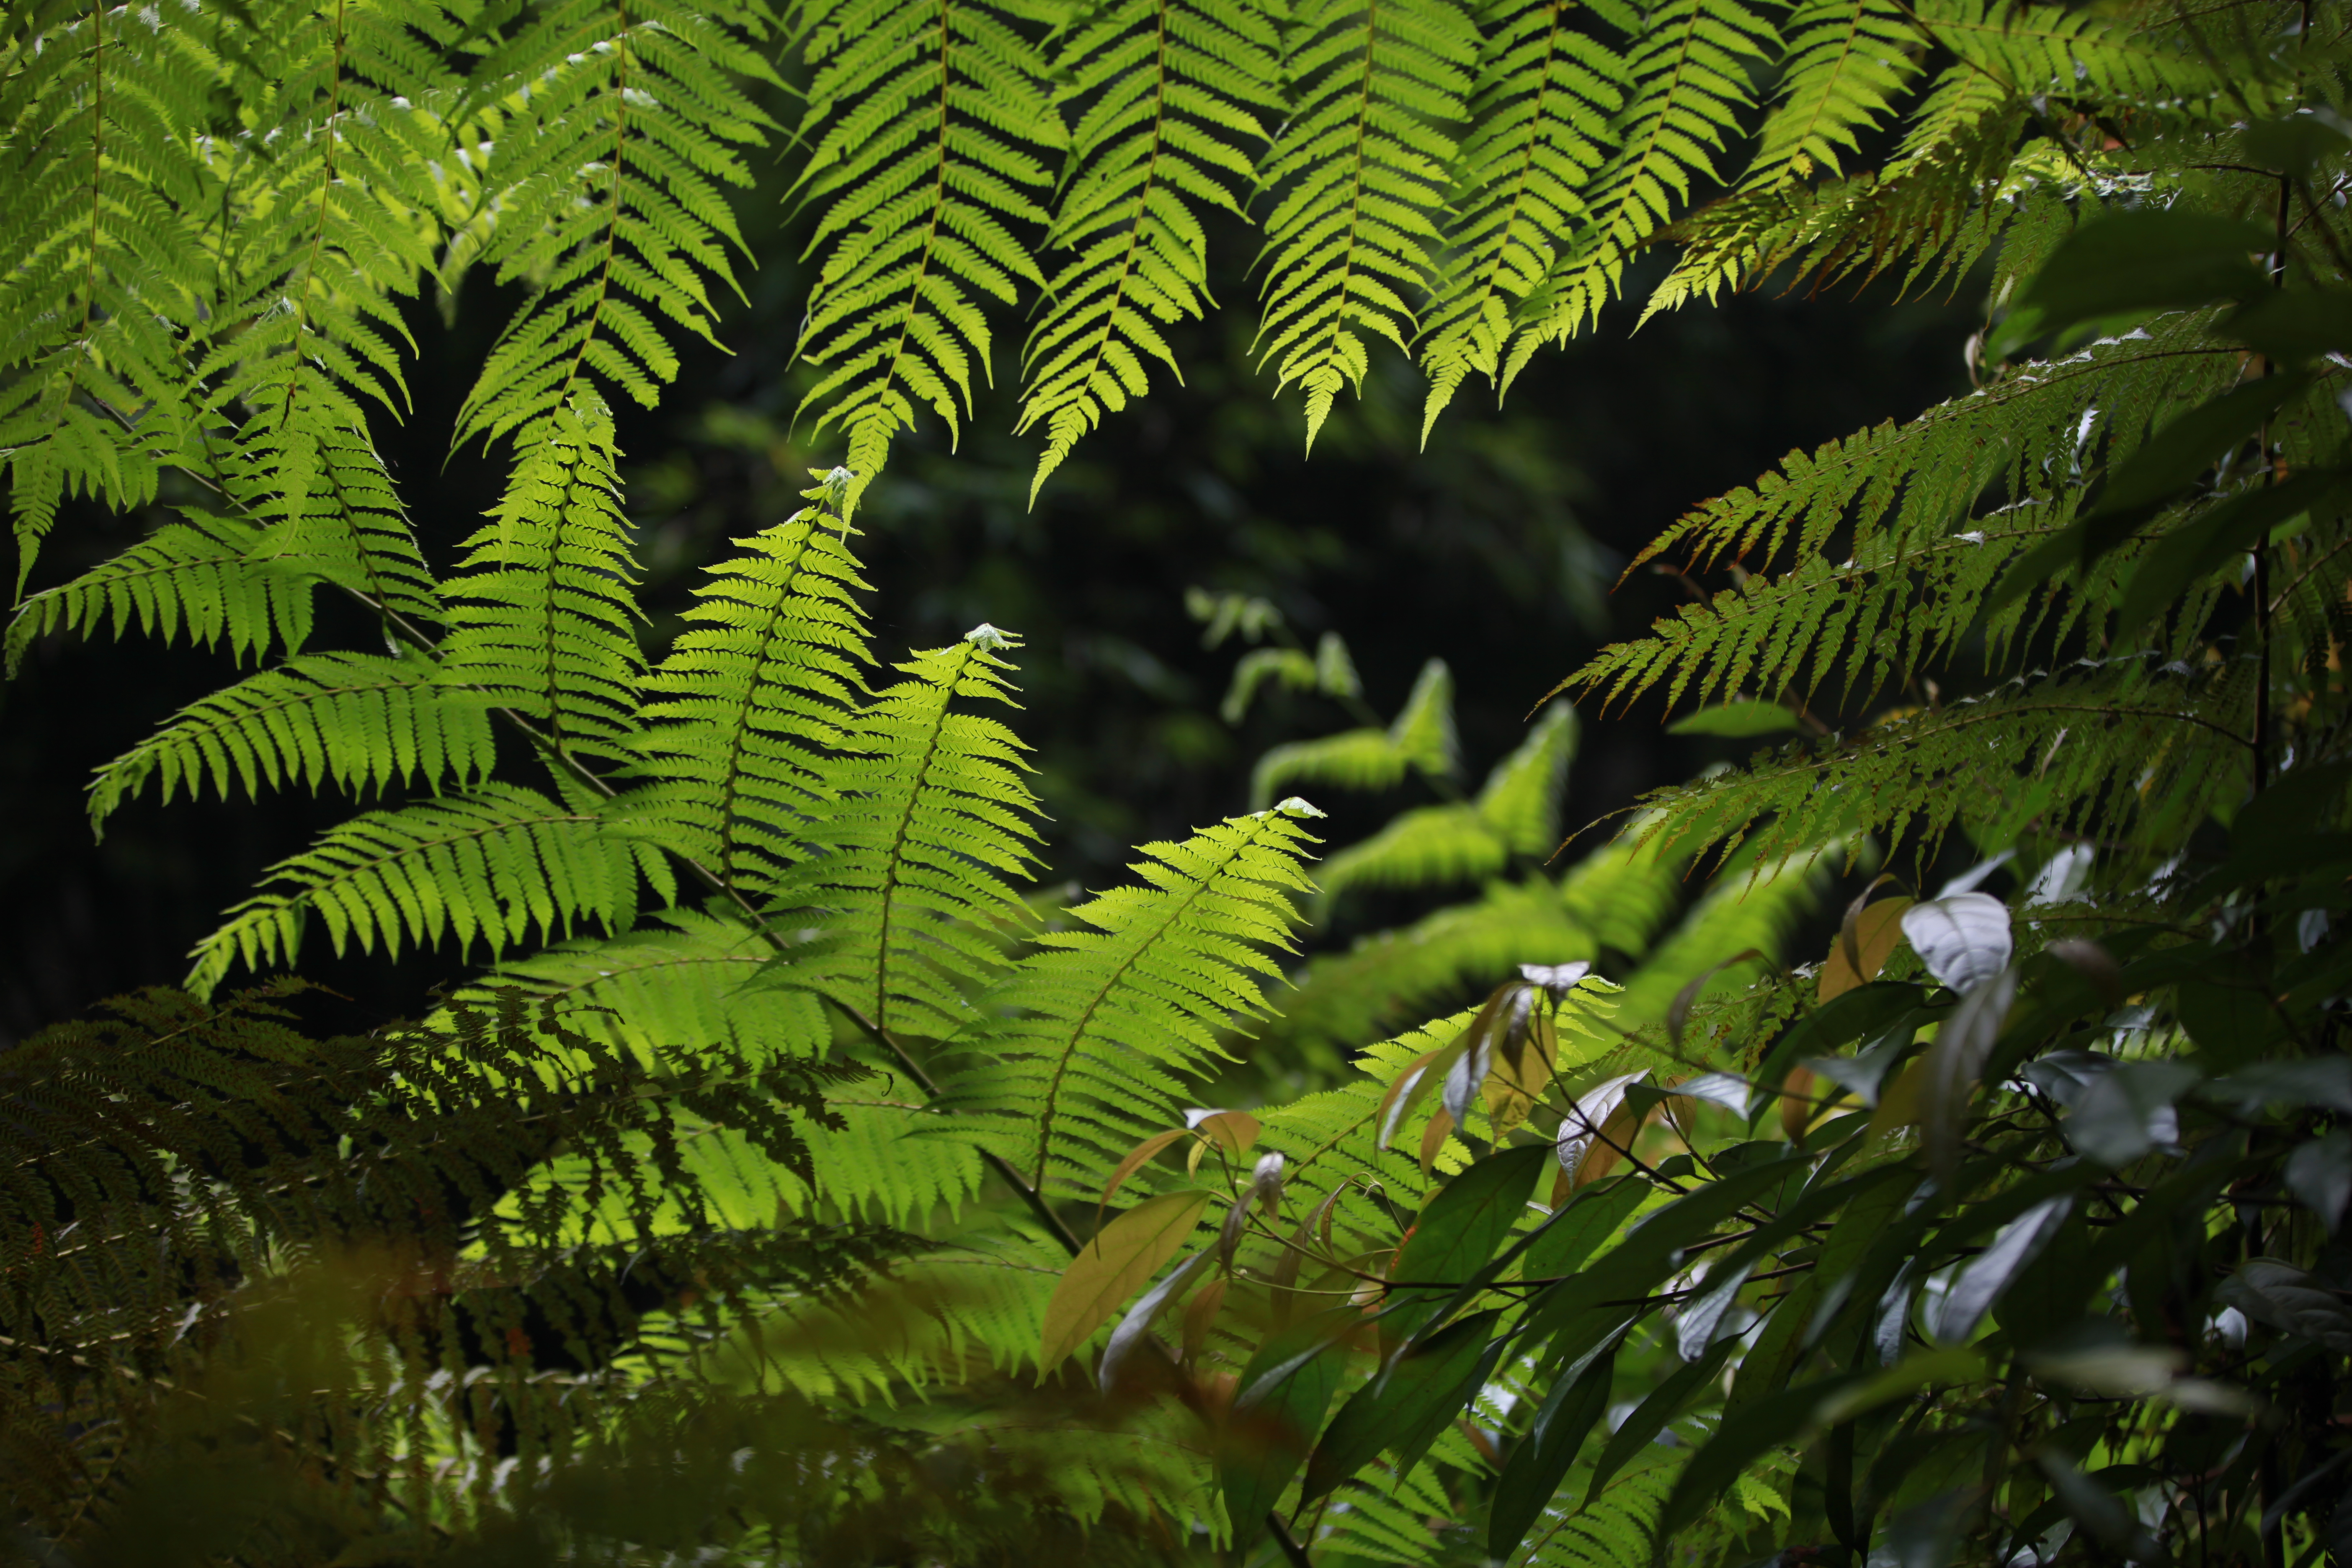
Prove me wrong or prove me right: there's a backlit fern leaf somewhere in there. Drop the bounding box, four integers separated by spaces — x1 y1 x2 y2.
86 649 498 832
439 395 645 760
942 800 1318 1198
789 0 1065 508
1743 0 1920 193
1417 0 1627 435
1251 655 1459 806
1604 839 1832 1024
792 624 1046 1035
223 410 445 625
4 509 314 674
186 780 674 995
1506 0 1778 368
1255 0 1478 448
0 0 213 588
1312 700 1575 905
1017 0 1282 497
455 0 777 449
635 475 871 898
1915 0 2218 106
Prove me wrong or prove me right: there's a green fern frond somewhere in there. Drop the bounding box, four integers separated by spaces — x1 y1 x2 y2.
1314 1449 1457 1559
1505 0 1779 367
1474 697 1576 853
789 0 1065 507
1251 655 1458 806
455 0 776 449
4 509 314 674
1017 0 1282 497
635 482 871 897
1255 0 1478 448
1636 654 2255 869
186 780 673 995
1914 0 2219 107
1744 0 1921 193
1318 802 1518 904
0 0 214 588
224 412 445 624
942 800 1318 1198
1417 0 1628 436
86 650 498 833
439 396 645 758
793 624 1046 1035
1522 1460 1672 1566
1606 839 1834 1024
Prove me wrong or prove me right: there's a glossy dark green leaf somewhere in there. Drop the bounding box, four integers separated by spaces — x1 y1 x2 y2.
1522 1176 1646 1282
2092 375 2311 542
2218 1258 2352 1352
2035 1450 2163 1562
1488 1341 1615 1559
1725 1273 1820 1410
2286 1130 2352 1231
1752 984 1928 1123
2065 1061 2198 1166
2117 470 2349 639
2227 287 2352 361
1583 1336 1735 1506
1661 1370 1865 1542
1220 1310 1349 1527
2019 211 2272 335
1385 1142 1549 1347
1301 1309 1500 1502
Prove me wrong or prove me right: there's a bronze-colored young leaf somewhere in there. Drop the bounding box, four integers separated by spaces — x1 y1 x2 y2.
1039 1189 1215 1372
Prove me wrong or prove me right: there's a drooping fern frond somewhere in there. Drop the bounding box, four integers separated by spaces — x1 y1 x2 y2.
1738 0 1919 194
438 395 645 759
86 649 498 832
1254 0 1478 448
454 0 778 450
0 0 213 586
791 624 1046 1035
1416 0 1627 435
942 799 1318 1199
220 408 446 624
186 780 674 994
634 479 870 899
3 509 314 673
1602 838 1832 1024
1016 0 1282 497
1251 655 1459 806
789 0 1065 507
1504 0 1778 370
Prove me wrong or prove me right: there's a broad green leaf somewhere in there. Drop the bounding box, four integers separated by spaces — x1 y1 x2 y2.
1583 1336 1735 1505
2019 211 2271 335
1039 1189 1213 1371
1488 1341 1615 1559
1385 1142 1550 1347
1302 1308 1501 1502
1522 1177 1647 1281
2117 471 2350 639
1221 1310 1349 1527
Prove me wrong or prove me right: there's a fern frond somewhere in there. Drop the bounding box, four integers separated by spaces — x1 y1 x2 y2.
1417 0 1628 435
1251 655 1458 806
1914 0 2219 108
186 780 673 994
1522 1459 1672 1566
1313 1447 1457 1560
4 509 313 673
1606 839 1834 1024
0 0 214 587
438 396 645 759
1017 0 1282 496
789 0 1065 507
1474 696 1577 854
1743 0 1921 193
224 408 445 624
942 800 1318 1198
455 0 777 449
1255 0 1478 448
87 650 498 833
1505 0 1778 366
635 484 871 897
793 624 1046 1035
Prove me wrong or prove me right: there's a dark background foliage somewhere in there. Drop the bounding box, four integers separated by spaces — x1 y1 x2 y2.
0 183 1975 1042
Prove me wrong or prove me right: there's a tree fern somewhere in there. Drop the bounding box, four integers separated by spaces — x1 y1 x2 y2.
1251 654 1459 805
1417 0 1627 435
438 395 645 759
634 475 871 898
4 508 315 673
1505 0 1778 370
453 0 778 450
1741 0 1918 194
1254 0 1478 447
941 799 1320 1198
789 0 1064 508
1017 0 1283 496
791 624 1045 1035
85 648 498 831
186 779 674 993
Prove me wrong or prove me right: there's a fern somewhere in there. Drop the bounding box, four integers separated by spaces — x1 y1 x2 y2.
454 0 778 450
1017 0 1282 496
4 509 314 673
86 649 498 832
1503 0 1776 370
1254 0 1478 447
943 800 1319 1197
1417 0 1628 435
185 779 674 994
1251 655 1459 805
792 624 1046 1035
789 0 1065 508
634 476 870 898
1740 0 1919 194
438 395 645 759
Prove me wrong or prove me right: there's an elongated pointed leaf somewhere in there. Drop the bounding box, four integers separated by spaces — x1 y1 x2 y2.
1385 1143 1550 1347
1489 1342 1616 1559
1302 1309 1501 1502
1040 1189 1213 1372
1221 1310 1349 1527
